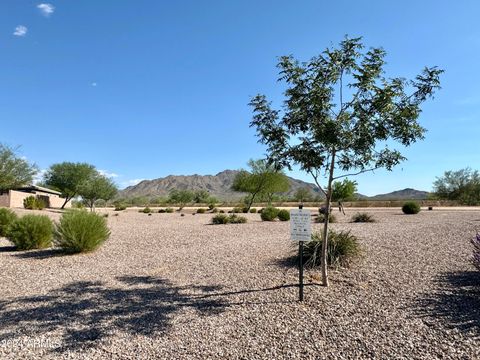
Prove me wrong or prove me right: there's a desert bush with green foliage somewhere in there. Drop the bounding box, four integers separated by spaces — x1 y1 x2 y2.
402 201 421 214
277 209 290 221
249 208 257 213
7 215 53 250
232 207 244 213
302 230 361 269
351 212 375 223
260 206 279 221
316 213 337 223
219 209 225 213
54 210 110 253
114 203 127 211
140 207 152 214
196 208 206 214
0 208 18 237
165 207 174 213
23 195 46 210
158 208 166 213
211 213 247 225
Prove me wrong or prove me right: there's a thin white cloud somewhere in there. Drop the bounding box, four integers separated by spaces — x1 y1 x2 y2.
13 25 28 37
91 82 97 87
121 179 145 188
99 169 119 178
37 3 55 17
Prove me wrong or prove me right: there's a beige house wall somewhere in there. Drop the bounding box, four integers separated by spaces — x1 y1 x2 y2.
0 193 10 207
4 190 71 209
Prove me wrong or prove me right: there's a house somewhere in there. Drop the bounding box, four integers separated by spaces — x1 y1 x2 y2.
0 185 71 209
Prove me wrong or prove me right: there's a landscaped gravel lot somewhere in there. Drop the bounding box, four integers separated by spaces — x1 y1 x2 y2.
0 207 479 359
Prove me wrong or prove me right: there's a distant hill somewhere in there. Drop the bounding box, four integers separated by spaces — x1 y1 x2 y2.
118 170 322 200
368 188 429 200
118 171 429 202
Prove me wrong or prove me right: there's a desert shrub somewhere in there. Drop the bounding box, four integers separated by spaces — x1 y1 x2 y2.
211 214 247 224
7 215 53 250
260 206 279 221
196 208 206 214
303 230 361 268
219 210 225 213
258 208 263 213
208 203 215 210
23 196 45 210
211 208 219 213
319 206 331 215
54 210 110 253
402 201 420 214
212 214 229 224
277 209 290 221
114 203 127 211
351 212 375 223
232 207 244 213
158 208 166 213
140 207 152 214
0 208 18 237
472 233 480 271
316 213 337 223
249 208 257 213
165 207 174 213
242 207 249 213
228 214 247 223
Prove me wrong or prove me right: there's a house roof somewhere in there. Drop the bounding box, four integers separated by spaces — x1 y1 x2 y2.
16 185 62 196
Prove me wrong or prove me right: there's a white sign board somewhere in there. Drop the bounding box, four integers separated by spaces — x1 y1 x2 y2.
290 209 312 242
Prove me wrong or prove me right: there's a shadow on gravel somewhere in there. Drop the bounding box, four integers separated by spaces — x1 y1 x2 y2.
416 271 480 334
12 248 66 259
0 246 16 252
0 275 228 354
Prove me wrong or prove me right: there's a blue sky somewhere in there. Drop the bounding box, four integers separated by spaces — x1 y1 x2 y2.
1 1 479 195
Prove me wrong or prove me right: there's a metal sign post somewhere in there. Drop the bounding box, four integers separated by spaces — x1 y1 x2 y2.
290 205 311 301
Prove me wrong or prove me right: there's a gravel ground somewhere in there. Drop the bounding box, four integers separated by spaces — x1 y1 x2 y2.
0 207 479 359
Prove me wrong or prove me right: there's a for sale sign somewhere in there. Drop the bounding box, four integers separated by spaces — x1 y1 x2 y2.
290 209 312 242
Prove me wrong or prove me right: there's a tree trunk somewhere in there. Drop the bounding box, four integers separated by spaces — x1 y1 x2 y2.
61 197 70 209
321 151 336 287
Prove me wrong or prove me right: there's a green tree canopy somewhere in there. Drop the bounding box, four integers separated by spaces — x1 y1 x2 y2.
232 159 290 210
168 189 194 209
294 187 314 203
433 168 480 205
78 173 118 211
331 179 357 202
249 36 442 286
43 162 97 209
0 144 38 192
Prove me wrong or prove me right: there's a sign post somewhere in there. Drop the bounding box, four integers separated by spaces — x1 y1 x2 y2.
290 205 311 301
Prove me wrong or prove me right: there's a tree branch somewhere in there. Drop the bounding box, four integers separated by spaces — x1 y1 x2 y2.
332 167 379 180
307 169 327 197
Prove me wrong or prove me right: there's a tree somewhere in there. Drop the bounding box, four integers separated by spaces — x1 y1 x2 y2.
294 187 313 203
0 144 38 192
433 168 480 205
232 159 290 210
78 173 118 211
331 179 357 202
193 190 211 203
168 189 194 209
43 162 97 209
249 36 442 286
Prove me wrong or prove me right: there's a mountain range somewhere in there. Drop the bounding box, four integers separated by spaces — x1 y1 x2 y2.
118 170 429 201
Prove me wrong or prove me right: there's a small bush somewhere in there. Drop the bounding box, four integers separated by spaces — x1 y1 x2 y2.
260 206 279 221
54 210 110 253
471 233 480 272
258 208 263 213
303 230 361 268
212 214 229 224
165 207 174 213
242 207 249 213
219 210 225 213
228 214 247 224
7 215 53 250
319 206 331 215
211 208 219 213
23 196 45 210
158 209 166 213
196 208 206 214
114 204 127 211
249 208 257 213
232 207 243 213
0 208 18 237
351 212 375 223
402 201 420 215
277 209 290 221
141 207 152 214
208 203 215 210
316 213 337 223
